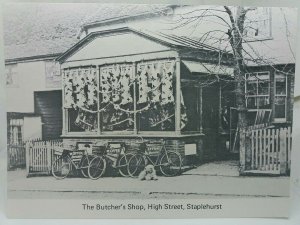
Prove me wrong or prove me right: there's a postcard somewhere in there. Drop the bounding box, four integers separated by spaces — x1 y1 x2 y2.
2 2 297 219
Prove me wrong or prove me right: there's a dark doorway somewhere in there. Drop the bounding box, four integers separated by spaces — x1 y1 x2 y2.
34 90 62 140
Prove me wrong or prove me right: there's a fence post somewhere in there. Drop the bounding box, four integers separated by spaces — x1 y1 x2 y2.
7 144 10 170
287 127 292 173
25 141 30 177
279 128 287 175
46 141 52 175
245 128 252 170
239 128 246 174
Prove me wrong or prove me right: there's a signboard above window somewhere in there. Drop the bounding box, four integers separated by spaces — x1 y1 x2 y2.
243 7 272 41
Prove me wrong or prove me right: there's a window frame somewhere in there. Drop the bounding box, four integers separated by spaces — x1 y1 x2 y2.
245 71 271 109
274 72 288 122
8 118 24 145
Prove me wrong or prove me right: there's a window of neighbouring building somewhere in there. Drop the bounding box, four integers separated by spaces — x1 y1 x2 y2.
243 7 272 41
274 72 287 121
245 71 270 109
8 118 23 145
5 63 18 87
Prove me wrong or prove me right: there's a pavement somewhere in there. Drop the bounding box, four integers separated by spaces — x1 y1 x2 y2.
7 160 290 199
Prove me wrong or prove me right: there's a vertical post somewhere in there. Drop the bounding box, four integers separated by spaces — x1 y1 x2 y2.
259 129 263 170
218 82 222 131
133 62 137 135
270 68 275 122
266 129 269 170
251 130 254 169
25 141 30 177
276 129 279 170
271 128 274 170
255 130 258 169
97 66 101 134
175 57 181 135
245 128 251 170
61 69 67 135
199 87 203 133
279 128 287 174
263 128 267 170
46 141 52 174
287 126 291 172
7 144 10 170
239 128 246 173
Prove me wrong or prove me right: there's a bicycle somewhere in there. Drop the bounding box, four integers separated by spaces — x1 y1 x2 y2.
88 142 134 180
127 137 182 177
52 146 95 179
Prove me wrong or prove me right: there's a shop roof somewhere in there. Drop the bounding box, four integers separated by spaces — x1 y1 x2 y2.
57 27 231 63
3 3 172 62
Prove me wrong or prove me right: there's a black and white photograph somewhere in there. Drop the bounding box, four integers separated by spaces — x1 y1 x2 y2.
1 1 299 219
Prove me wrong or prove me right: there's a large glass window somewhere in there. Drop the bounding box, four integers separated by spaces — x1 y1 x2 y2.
137 61 176 132
245 71 270 109
99 64 134 132
63 67 98 132
63 60 181 134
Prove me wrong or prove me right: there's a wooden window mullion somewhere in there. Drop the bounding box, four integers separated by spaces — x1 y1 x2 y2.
97 66 101 134
133 62 137 135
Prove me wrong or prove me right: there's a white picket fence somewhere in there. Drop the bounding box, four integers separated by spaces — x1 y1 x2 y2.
240 126 292 175
26 139 63 176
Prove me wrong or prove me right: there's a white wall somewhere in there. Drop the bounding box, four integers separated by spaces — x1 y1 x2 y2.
6 60 60 113
23 116 42 141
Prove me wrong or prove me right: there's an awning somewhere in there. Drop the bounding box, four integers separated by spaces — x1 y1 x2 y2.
182 60 234 76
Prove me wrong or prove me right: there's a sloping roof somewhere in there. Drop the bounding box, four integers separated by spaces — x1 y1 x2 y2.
57 27 229 63
3 3 172 61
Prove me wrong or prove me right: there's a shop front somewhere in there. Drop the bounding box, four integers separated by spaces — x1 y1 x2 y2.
57 27 234 165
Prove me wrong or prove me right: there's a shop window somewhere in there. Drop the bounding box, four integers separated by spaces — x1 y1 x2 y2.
181 84 200 132
137 61 175 132
8 119 23 145
245 71 270 109
63 67 98 132
99 64 134 132
274 72 287 121
63 60 177 134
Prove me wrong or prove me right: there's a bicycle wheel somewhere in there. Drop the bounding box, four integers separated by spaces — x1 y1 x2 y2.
160 151 182 177
52 155 71 179
118 153 134 177
80 155 94 178
128 154 146 177
88 156 106 180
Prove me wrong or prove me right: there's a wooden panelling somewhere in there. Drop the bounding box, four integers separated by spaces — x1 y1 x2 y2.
34 90 62 140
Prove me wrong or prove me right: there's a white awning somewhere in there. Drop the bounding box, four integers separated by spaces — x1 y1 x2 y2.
182 60 234 76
